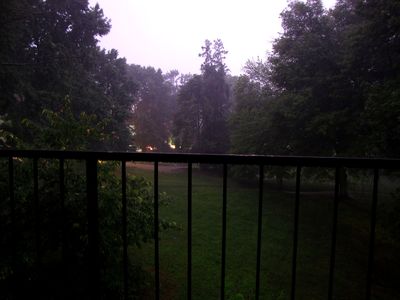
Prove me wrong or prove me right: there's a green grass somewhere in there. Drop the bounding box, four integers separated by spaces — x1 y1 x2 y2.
128 165 399 300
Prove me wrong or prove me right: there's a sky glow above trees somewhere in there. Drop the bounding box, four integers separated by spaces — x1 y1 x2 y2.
89 0 336 75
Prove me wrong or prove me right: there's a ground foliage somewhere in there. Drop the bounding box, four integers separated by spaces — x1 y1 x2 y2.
0 103 174 299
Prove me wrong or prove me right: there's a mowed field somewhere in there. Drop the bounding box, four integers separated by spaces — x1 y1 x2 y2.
127 163 399 300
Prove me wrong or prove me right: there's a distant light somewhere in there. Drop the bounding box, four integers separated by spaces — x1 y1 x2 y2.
145 145 157 151
168 139 176 149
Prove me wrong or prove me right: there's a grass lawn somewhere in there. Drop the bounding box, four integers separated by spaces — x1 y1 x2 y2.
127 164 399 300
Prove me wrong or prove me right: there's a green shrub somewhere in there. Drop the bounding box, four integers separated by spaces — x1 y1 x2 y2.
0 99 174 299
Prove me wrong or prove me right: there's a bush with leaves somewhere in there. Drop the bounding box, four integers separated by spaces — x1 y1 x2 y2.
0 99 174 299
0 115 17 148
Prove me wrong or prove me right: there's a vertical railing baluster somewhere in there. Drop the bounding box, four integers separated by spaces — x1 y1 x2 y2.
154 161 160 300
86 158 99 299
187 162 192 300
122 161 128 300
33 158 40 297
221 163 228 300
33 158 41 267
291 166 301 300
328 167 340 299
366 168 379 300
9 157 15 248
8 157 15 295
255 165 264 300
59 159 66 270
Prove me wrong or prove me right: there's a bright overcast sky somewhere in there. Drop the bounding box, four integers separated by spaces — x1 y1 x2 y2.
89 0 337 75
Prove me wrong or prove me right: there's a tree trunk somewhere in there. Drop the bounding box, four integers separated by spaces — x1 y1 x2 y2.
276 174 283 190
339 167 349 200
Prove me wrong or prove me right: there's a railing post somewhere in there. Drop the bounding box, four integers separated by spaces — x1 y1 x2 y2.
366 168 379 300
328 167 341 299
121 161 128 300
255 165 264 299
291 166 301 300
59 159 67 268
187 162 192 300
221 163 228 300
86 158 99 299
154 161 160 300
8 157 16 295
33 158 40 268
33 157 41 299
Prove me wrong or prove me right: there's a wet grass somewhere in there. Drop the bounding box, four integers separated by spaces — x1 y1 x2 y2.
128 165 399 300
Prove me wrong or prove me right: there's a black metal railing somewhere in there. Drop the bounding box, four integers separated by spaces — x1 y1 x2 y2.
1 149 399 300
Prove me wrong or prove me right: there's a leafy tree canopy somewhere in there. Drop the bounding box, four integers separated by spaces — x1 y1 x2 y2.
0 0 136 151
174 39 230 153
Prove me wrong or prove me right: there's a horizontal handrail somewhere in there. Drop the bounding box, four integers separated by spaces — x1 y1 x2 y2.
1 149 400 169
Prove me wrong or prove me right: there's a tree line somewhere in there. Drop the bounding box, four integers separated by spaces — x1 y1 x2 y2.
0 0 178 152
2 0 398 160
174 0 400 160
230 0 400 160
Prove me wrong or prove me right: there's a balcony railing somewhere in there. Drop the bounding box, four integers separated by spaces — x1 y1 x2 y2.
1 149 399 299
